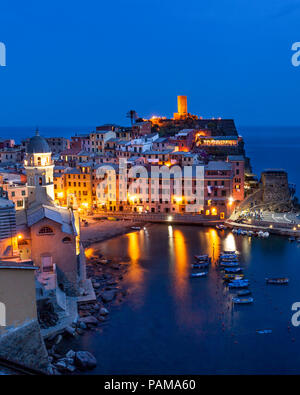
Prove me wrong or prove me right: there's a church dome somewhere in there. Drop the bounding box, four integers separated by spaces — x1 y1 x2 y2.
27 130 50 154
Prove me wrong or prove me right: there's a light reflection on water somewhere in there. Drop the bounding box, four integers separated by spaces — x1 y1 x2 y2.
172 229 189 300
126 232 145 298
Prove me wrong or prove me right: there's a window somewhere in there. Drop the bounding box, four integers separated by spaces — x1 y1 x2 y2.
38 226 54 235
62 237 72 244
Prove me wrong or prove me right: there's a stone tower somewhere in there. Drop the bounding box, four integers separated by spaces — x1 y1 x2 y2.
174 95 188 119
24 130 54 206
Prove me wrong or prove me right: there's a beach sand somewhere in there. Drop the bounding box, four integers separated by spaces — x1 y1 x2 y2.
80 217 145 247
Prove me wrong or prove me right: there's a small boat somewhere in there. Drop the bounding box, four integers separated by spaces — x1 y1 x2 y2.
219 261 239 267
191 262 209 269
256 329 272 334
131 226 141 230
266 277 289 285
228 280 249 289
216 224 227 230
190 271 208 278
297 239 300 243
219 254 238 262
220 252 238 256
223 274 244 281
222 250 239 255
237 289 251 296
224 267 242 273
232 297 254 304
289 237 296 242
194 254 210 261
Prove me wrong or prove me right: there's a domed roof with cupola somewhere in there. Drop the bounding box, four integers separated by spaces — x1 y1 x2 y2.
27 129 50 154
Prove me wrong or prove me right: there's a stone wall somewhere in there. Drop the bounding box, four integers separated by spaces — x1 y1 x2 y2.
0 319 49 373
261 170 290 203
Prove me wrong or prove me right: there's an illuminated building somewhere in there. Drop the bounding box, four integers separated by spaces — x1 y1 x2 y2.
17 131 87 296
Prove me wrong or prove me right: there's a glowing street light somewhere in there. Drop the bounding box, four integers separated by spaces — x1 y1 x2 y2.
228 197 234 206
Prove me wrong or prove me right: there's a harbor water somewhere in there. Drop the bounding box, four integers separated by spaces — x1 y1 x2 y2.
73 225 300 374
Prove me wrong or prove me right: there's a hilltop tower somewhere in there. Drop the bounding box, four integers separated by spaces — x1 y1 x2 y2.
24 130 54 206
174 95 188 119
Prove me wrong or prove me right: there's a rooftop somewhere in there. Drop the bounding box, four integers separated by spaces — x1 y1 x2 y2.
27 132 51 154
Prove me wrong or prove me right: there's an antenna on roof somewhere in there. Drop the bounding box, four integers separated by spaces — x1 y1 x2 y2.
35 127 39 136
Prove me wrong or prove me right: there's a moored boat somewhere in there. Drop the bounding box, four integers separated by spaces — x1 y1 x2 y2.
219 253 238 262
224 267 242 273
131 226 141 230
228 280 249 288
216 224 227 230
222 250 239 255
223 274 244 281
219 261 239 267
194 254 210 262
232 297 254 304
237 289 251 296
190 271 208 278
191 261 209 269
265 277 289 285
256 329 272 334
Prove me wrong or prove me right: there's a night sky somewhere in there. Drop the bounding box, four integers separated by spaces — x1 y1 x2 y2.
0 0 300 127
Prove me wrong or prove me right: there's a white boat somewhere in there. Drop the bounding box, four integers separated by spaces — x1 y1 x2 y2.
266 277 289 285
219 261 239 267
224 267 242 273
131 226 141 230
222 250 239 255
192 261 209 269
190 271 208 278
216 224 227 230
232 297 254 304
256 329 272 334
228 280 249 288
219 254 238 261
194 254 210 261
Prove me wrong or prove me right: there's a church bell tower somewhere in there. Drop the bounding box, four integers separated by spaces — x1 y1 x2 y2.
24 130 55 206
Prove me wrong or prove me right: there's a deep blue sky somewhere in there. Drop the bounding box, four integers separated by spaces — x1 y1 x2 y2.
0 0 300 127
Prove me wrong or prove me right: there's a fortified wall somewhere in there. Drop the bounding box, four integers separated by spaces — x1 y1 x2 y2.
261 170 291 203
